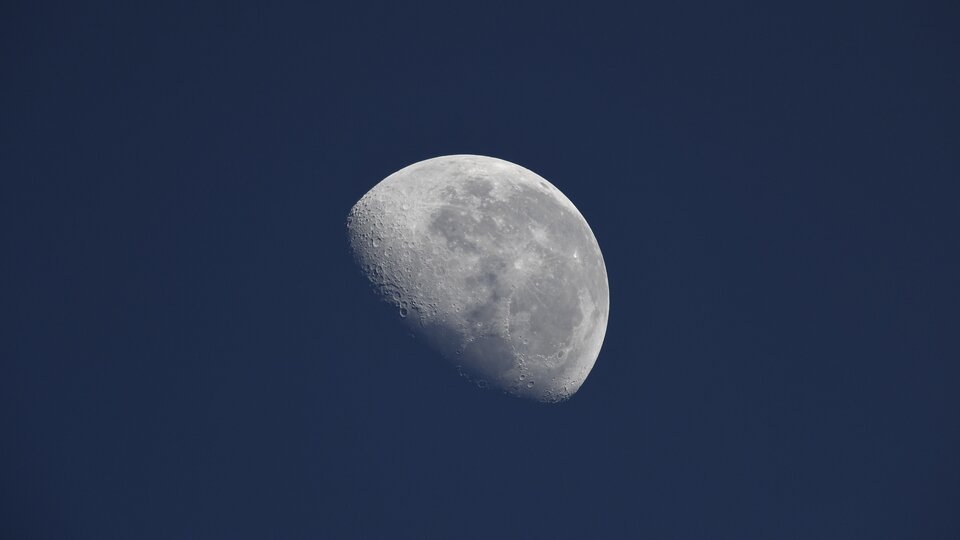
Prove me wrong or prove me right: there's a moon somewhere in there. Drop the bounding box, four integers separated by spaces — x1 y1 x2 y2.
347 155 609 403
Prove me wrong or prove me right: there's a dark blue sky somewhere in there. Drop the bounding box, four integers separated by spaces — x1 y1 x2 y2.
2 1 958 538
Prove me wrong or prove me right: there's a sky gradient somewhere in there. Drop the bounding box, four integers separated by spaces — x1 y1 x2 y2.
2 1 958 538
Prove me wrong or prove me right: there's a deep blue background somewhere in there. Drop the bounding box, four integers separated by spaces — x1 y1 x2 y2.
2 1 958 538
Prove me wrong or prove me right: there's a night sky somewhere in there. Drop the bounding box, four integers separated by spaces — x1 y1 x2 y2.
3 1 959 538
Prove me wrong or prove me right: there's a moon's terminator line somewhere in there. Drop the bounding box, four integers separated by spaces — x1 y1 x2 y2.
347 155 609 402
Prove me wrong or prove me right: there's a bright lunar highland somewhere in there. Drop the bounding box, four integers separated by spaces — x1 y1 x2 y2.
347 155 609 402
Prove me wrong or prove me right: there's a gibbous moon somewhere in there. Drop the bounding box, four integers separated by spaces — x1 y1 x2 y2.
347 155 609 402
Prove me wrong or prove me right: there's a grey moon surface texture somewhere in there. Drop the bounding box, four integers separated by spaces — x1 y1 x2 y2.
347 155 609 403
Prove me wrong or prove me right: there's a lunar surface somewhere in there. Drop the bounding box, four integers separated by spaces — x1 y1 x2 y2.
347 155 609 402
